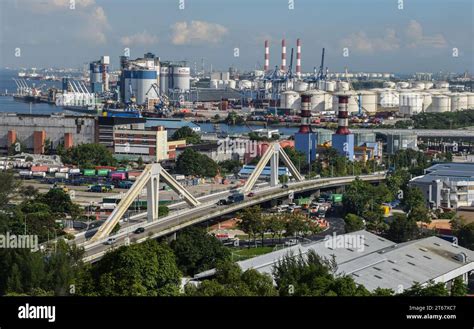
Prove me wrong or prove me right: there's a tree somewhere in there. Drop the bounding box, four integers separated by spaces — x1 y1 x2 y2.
403 187 426 211
265 215 286 243
386 213 420 243
59 143 116 168
0 171 20 209
176 148 219 177
171 126 201 144
408 205 431 223
238 206 265 246
219 159 241 175
170 227 231 276
80 240 181 296
451 218 474 250
344 213 365 233
400 281 449 296
185 260 277 296
450 277 467 296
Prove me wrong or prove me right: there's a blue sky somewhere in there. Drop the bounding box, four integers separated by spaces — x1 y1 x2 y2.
0 0 472 73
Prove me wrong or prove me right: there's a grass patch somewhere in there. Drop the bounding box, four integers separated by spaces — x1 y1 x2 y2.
230 246 274 261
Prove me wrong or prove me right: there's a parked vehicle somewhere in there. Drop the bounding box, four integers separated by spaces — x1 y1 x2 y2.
117 180 134 189
88 185 112 193
285 239 298 246
134 227 145 234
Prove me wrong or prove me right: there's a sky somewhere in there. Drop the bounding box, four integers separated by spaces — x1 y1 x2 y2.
0 0 472 74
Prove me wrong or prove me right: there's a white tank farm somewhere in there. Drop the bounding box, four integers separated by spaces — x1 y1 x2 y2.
431 95 451 113
332 91 358 114
280 91 300 110
358 91 377 114
294 81 309 92
399 92 423 116
324 81 336 92
303 90 326 112
435 81 449 89
421 93 432 112
337 81 350 91
396 82 410 89
210 79 219 89
317 80 325 90
383 81 396 89
450 93 469 111
377 89 399 108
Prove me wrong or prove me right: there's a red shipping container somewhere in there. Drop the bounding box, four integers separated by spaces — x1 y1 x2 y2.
31 166 48 172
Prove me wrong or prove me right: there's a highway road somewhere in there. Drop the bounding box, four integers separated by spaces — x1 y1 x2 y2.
81 173 386 263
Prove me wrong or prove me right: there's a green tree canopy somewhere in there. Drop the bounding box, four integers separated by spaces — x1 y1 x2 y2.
171 126 201 144
176 148 220 177
170 227 231 276
59 143 116 168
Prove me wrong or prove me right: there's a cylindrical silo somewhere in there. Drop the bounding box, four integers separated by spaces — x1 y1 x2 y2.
435 81 449 89
421 93 432 112
383 81 396 89
431 95 451 113
399 92 423 116
304 90 325 112
294 81 308 92
227 80 237 89
325 81 336 92
160 66 169 94
210 79 219 89
280 91 300 110
170 66 190 92
450 93 469 111
397 82 410 89
135 69 158 104
466 92 474 109
359 90 377 115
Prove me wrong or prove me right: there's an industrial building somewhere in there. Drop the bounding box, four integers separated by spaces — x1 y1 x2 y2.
409 162 474 209
0 113 97 154
194 230 474 293
89 56 110 93
386 132 418 154
113 126 168 162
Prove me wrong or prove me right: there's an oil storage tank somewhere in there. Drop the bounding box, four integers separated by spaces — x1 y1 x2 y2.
431 95 451 113
450 93 468 111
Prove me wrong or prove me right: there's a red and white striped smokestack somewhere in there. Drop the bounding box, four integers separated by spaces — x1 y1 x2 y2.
281 39 286 71
335 96 351 135
298 94 311 134
296 38 301 78
264 40 269 72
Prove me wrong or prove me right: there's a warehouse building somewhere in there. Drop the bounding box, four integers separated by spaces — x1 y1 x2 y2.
194 230 474 293
0 113 96 154
409 162 474 209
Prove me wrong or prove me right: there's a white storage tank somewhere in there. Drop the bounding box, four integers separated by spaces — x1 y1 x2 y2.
332 91 358 114
294 81 308 92
227 80 237 89
377 89 399 108
337 81 350 91
324 92 333 111
431 95 451 113
210 79 219 89
160 66 169 94
411 82 425 90
170 66 190 92
239 80 252 89
397 82 410 89
435 81 449 89
358 91 377 114
399 92 423 116
450 93 469 111
421 93 432 112
325 81 336 92
304 90 326 112
383 81 396 89
466 92 474 109
280 91 300 110
424 82 434 89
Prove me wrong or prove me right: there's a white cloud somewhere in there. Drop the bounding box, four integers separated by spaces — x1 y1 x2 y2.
405 20 447 48
171 20 228 45
339 20 447 54
340 28 400 54
120 31 159 46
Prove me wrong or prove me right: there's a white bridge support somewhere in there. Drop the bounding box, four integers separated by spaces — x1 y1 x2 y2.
88 163 200 243
242 143 304 194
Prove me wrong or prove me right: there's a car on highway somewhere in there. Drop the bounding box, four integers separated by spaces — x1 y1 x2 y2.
281 184 289 189
247 192 255 197
104 237 117 245
134 227 145 234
